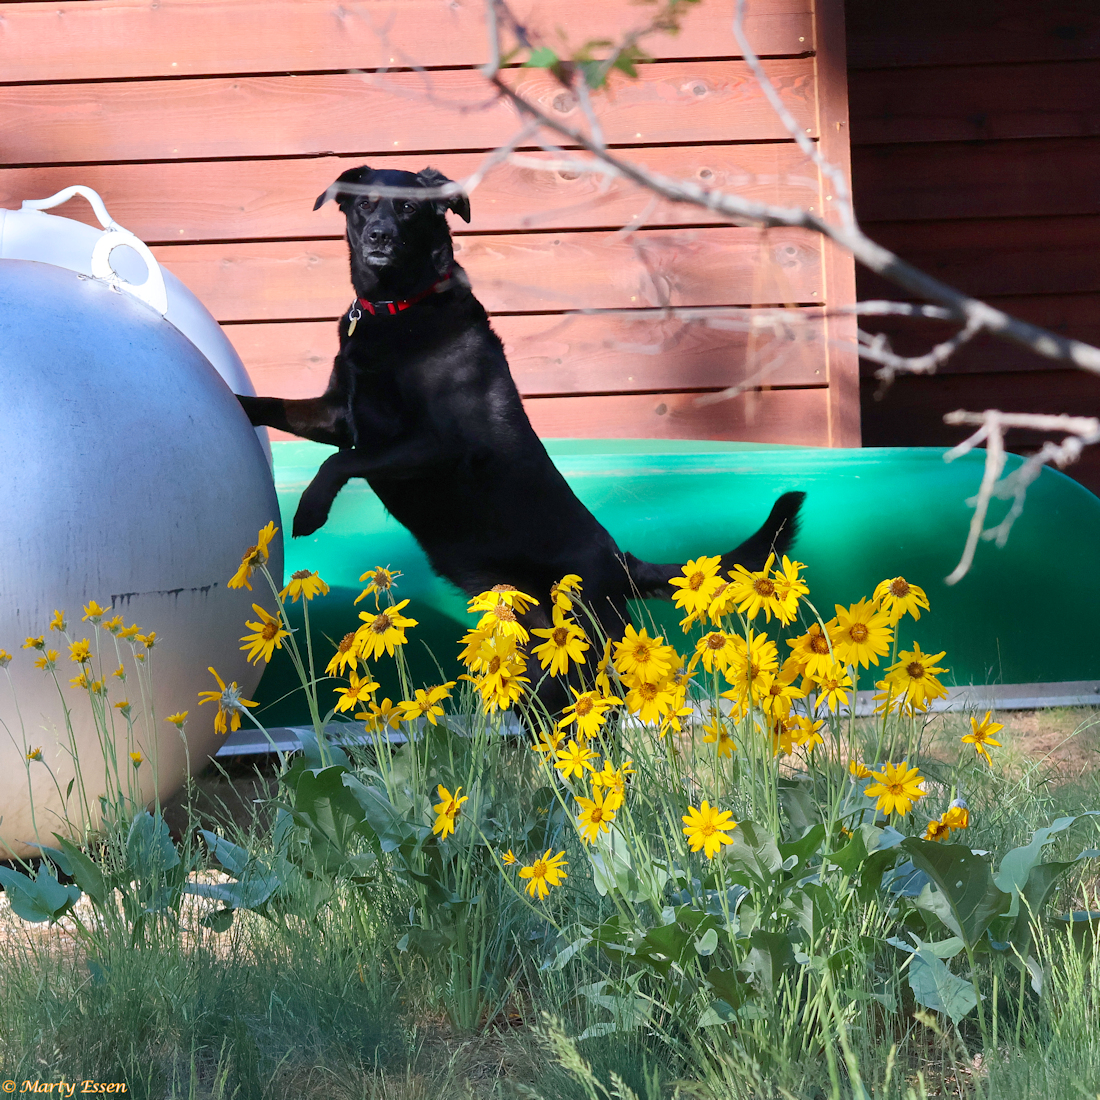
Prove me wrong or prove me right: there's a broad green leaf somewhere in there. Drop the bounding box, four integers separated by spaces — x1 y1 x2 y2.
0 866 80 923
126 812 181 880
524 47 559 68
725 821 783 884
742 929 798 997
50 836 107 907
908 947 977 1024
695 927 719 956
706 966 752 1010
343 776 411 853
778 823 826 879
698 999 737 1027
901 838 1011 949
636 921 691 974
200 908 235 933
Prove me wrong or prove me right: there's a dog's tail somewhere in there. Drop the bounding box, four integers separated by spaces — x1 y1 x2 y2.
622 491 807 600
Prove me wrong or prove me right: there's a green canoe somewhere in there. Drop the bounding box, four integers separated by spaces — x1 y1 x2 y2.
253 439 1100 725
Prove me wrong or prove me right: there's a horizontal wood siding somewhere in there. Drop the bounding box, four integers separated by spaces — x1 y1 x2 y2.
847 0 1100 495
0 0 855 446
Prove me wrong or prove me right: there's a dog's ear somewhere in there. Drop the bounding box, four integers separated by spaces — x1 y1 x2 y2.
416 167 472 223
314 166 374 212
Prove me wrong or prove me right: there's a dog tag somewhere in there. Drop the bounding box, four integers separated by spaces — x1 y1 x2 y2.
347 305 362 336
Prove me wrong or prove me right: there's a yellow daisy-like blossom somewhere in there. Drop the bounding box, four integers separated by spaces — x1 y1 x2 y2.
758 670 805 721
432 785 468 840
468 584 539 615
864 761 926 817
166 711 188 727
23 636 45 651
457 626 494 669
882 643 949 714
0 649 10 667
197 666 258 736
333 669 380 714
26 747 43 762
558 688 622 740
873 576 930 625
69 639 92 665
115 700 132 716
771 720 795 758
326 632 360 677
118 624 140 640
49 610 66 633
681 801 737 859
228 521 278 591
130 752 143 768
726 553 783 623
790 714 826 752
554 739 599 780
34 649 59 670
829 599 893 669
518 849 568 900
136 631 157 650
722 629 779 700
356 696 403 732
785 623 834 681
962 711 1003 765
112 665 125 681
549 574 583 612
240 604 291 665
613 624 673 684
812 661 854 713
595 637 614 696
102 615 124 635
280 569 330 603
702 710 737 757
531 728 564 758
849 760 872 780
530 607 590 676
502 849 517 866
772 556 809 626
356 599 418 661
475 600 530 645
924 817 952 841
669 555 724 623
943 801 970 830
82 600 108 623
590 758 633 812
575 788 617 844
624 676 679 725
472 661 530 713
399 682 455 726
695 630 742 674
354 565 401 607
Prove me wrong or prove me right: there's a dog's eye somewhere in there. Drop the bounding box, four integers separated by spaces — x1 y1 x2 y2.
400 201 418 214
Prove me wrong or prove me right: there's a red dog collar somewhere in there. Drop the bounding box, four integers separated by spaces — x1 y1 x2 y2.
348 268 457 331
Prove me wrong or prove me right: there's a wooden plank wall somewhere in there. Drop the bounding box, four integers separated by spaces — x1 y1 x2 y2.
847 0 1100 493
0 0 857 448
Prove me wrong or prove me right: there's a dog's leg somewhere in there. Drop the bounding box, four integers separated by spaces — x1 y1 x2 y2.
238 394 352 448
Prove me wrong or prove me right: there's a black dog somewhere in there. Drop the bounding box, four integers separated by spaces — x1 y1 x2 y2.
238 165 804 641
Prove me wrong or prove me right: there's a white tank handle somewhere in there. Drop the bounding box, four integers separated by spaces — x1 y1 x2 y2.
21 185 169 315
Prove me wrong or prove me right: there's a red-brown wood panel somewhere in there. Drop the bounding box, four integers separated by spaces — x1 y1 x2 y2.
852 137 1100 223
0 143 823 242
0 60 818 166
850 60 1100 145
857 216 1100 301
152 226 823 321
524 386 830 442
0 0 814 82
857 294 1100 376
228 309 829 399
846 0 1100 69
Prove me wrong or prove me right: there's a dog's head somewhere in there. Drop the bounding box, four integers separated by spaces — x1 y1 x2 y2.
315 165 471 295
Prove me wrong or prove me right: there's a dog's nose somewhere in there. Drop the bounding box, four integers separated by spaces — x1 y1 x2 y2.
367 225 393 246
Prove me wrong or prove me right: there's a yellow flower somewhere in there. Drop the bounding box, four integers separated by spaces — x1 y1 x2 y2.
771 720 795 758
34 649 59 670
726 553 783 623
472 661 529 713
558 688 622 740
432 785 468 840
115 700 132 716
707 579 738 623
69 639 92 664
26 747 43 762
549 574 583 612
531 728 564 757
595 637 614 696
695 630 742 674
681 801 737 859
554 739 598 780
49 610 66 633
590 758 633 811
882 644 949 714
848 760 872 779
924 817 952 841
759 670 804 721
812 661 854 713
197 666 258 736
614 624 675 685
89 679 106 696
502 848 517 866
112 664 125 680
118 624 140 640
70 671 89 690
399 682 455 725
829 599 892 669
354 565 401 607
326 632 360 677
166 711 188 727
864 761 926 816
240 604 291 665
668 555 724 623
873 576 930 625
102 615 124 635
81 600 108 623
518 849 568 900
790 714 825 752
943 801 970 830
962 711 1003 766
356 696 403 732
228 521 278 590
624 677 679 725
467 584 539 615
530 608 590 676
23 635 45 651
474 599 530 644
0 649 10 667
130 752 143 768
785 623 834 681
575 788 617 844
721 628 778 703
772 556 809 626
280 569 330 603
356 599 418 661
333 669 380 714
136 631 157 649
702 710 736 757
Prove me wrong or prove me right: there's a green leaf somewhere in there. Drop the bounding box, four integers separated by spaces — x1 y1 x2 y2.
636 921 691 974
742 929 798 997
200 908 235 933
126 812 181 880
49 836 108 907
705 966 752 1010
827 829 871 875
901 838 1011 949
725 821 783 885
0 866 80 923
698 999 737 1027
908 947 977 1024
343 776 412 854
778 824 826 879
524 47 559 69
695 927 720 956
